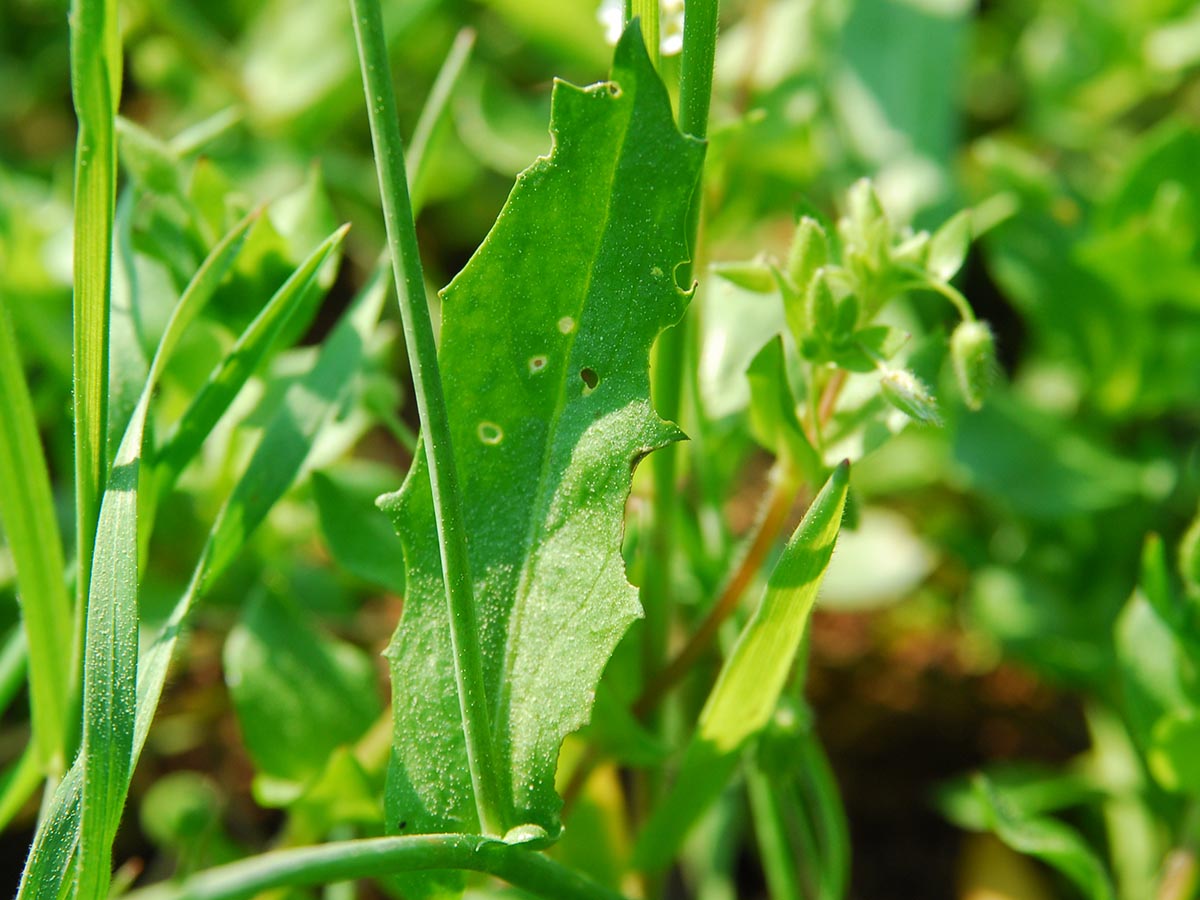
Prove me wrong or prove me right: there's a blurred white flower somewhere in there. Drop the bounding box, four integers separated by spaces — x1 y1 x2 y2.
597 0 687 57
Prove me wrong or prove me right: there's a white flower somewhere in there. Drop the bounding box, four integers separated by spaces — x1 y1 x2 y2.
597 0 687 57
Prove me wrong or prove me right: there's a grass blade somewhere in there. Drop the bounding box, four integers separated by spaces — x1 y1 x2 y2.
0 744 43 831
18 215 258 900
77 213 259 900
77 393 143 900
406 27 474 213
0 301 74 774
19 233 367 900
634 463 850 871
154 225 349 490
69 0 122 614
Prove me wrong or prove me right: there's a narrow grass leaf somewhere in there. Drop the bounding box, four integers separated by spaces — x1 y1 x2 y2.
19 215 256 900
380 24 702 838
406 28 475 214
968 774 1116 900
78 213 259 900
19 258 381 900
0 301 73 772
69 0 122 611
634 463 849 871
154 224 350 490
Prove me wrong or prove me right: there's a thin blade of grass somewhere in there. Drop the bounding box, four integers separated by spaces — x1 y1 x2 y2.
19 215 256 900
17 260 385 900
77 213 259 900
69 0 122 616
406 27 474 213
0 743 43 831
154 224 350 491
0 299 74 774
0 627 27 718
634 463 850 871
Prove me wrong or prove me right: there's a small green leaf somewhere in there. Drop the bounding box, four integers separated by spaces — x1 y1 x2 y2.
746 337 820 481
961 775 1116 900
312 462 407 593
225 592 381 801
785 216 830 298
634 464 849 870
710 258 777 293
804 268 837 341
380 25 702 840
927 210 972 282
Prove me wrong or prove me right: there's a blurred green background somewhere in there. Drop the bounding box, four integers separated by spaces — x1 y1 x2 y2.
4 0 1200 897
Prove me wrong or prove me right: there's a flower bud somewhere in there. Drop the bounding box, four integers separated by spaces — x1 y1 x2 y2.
786 217 829 295
805 268 836 338
880 369 941 426
951 320 998 411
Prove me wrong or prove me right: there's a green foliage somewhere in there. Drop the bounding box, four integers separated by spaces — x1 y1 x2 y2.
225 592 381 803
636 463 849 871
7 1 1200 898
381 26 702 840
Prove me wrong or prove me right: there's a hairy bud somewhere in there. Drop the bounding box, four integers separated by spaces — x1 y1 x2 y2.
880 369 941 426
950 320 998 411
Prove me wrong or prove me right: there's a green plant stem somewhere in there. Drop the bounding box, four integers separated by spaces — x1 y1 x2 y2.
636 468 797 718
632 0 660 69
895 272 975 322
349 0 508 837
69 0 120 623
122 834 629 900
563 466 799 811
643 0 719 710
678 0 720 143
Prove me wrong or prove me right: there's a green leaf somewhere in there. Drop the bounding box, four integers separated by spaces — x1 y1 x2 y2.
224 591 381 802
745 337 819 481
710 258 777 293
634 464 849 871
958 774 1116 900
927 210 972 283
154 224 348 491
312 462 406 593
380 28 702 839
18 231 381 900
0 295 73 773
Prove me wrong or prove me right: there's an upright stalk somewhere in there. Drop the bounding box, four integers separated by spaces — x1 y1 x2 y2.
349 0 508 836
69 0 120 666
644 0 719 683
632 0 661 69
